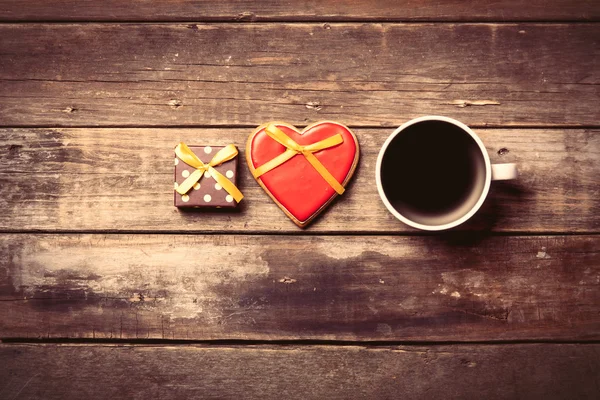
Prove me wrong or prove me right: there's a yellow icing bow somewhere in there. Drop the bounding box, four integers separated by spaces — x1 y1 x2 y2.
175 143 244 202
252 124 346 194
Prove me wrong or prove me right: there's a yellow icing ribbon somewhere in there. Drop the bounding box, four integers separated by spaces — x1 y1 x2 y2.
252 124 345 195
175 143 244 202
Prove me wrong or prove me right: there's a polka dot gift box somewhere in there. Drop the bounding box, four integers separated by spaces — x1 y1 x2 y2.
173 143 243 208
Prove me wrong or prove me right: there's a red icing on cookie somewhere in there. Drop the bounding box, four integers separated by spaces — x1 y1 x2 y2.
247 121 359 226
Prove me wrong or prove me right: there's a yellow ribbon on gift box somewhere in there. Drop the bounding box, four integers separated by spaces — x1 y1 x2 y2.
175 143 244 203
252 124 346 195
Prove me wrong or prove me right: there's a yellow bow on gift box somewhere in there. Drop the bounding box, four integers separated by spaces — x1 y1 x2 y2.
175 143 244 202
252 124 346 194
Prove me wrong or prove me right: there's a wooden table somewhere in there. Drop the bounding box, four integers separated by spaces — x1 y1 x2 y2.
1 1 599 398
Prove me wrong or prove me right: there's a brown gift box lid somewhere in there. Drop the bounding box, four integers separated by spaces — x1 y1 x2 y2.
174 145 239 208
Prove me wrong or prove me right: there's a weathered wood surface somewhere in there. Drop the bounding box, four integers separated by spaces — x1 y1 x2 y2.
1 24 598 127
1 128 597 233
0 1 597 397
1 234 598 341
1 343 599 400
0 0 598 22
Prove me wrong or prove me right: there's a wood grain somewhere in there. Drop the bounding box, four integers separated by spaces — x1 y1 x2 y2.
0 23 598 127
1 234 598 341
1 128 597 233
1 4 597 398
0 0 597 22
1 343 599 399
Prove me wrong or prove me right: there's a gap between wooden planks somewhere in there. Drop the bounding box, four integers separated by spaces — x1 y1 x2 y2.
0 23 598 127
0 343 599 399
0 128 597 233
0 0 597 22
1 234 598 341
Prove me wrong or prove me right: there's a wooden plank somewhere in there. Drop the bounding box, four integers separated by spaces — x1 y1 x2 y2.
1 343 599 399
1 234 598 341
0 23 598 127
1 128 598 233
0 0 597 22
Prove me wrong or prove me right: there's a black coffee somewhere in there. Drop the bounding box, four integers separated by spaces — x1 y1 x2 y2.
380 120 486 226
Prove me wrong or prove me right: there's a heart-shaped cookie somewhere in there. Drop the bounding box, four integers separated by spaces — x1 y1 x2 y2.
247 121 359 227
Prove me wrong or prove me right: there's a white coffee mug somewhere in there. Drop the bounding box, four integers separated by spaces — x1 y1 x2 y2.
376 116 518 231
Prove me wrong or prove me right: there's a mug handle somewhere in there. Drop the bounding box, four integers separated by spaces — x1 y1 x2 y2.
491 163 518 180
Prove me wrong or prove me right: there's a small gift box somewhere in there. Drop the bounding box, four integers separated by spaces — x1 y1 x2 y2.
174 143 243 208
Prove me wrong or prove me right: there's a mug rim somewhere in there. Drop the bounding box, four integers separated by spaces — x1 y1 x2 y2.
375 115 492 231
